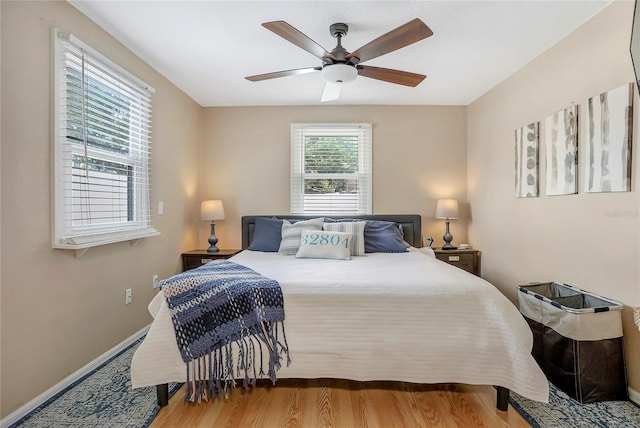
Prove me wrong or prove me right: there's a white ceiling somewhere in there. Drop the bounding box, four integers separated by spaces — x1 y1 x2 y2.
69 1 612 107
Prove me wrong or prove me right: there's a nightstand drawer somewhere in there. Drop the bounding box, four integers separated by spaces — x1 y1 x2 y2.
433 248 481 276
435 254 474 273
183 257 216 270
437 253 474 264
181 249 241 272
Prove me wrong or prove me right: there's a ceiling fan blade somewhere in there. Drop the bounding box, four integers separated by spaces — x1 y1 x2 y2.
357 65 426 87
245 67 321 82
347 18 433 63
320 82 342 102
263 21 336 60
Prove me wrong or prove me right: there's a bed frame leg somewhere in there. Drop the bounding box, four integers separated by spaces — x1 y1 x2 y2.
157 383 169 407
495 386 509 411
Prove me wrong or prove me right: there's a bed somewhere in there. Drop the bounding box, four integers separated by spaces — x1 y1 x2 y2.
131 214 549 410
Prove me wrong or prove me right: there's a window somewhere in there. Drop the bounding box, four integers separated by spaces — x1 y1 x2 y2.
291 123 372 215
52 29 158 250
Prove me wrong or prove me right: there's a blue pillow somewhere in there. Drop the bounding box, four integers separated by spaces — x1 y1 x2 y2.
364 220 408 253
248 217 283 252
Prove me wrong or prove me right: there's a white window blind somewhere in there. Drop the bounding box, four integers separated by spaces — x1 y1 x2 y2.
291 123 372 215
52 29 158 250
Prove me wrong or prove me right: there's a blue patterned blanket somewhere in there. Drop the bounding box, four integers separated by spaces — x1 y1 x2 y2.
160 260 290 402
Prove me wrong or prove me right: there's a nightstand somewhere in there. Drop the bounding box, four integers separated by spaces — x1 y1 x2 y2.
433 248 481 276
181 249 241 272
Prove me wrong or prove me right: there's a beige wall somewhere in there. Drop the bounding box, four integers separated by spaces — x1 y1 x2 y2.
197 106 468 250
0 1 201 417
468 1 640 392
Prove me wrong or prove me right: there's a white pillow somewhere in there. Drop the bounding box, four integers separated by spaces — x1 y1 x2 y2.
278 218 324 255
323 221 366 256
296 230 352 260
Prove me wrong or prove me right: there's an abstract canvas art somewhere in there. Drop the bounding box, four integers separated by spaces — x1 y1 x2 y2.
631 0 640 94
584 83 633 193
515 122 539 198
545 105 578 196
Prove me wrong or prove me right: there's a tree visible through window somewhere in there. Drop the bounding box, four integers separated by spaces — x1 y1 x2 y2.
291 124 372 215
67 67 134 226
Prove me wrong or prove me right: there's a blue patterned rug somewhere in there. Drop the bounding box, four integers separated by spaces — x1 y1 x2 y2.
9 337 180 428
511 383 640 427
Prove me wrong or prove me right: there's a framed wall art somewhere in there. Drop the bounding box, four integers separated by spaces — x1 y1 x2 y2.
545 105 578 196
630 0 640 95
584 83 633 193
515 122 539 198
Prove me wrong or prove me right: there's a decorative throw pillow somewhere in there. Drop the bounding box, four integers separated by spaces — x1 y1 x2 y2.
278 218 324 255
296 230 352 260
248 217 283 252
364 220 408 253
323 221 366 256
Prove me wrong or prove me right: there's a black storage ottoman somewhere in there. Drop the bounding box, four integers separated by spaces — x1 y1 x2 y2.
518 282 627 403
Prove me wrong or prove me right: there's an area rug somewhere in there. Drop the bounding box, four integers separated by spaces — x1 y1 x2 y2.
9 337 181 428
510 383 640 427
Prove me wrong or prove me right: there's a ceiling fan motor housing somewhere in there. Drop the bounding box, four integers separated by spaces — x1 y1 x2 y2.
322 63 357 84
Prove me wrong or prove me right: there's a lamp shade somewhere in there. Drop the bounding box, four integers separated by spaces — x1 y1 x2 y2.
435 199 459 220
200 200 225 221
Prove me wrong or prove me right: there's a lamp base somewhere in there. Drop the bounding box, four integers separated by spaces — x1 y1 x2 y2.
207 235 220 252
207 222 220 253
442 220 456 250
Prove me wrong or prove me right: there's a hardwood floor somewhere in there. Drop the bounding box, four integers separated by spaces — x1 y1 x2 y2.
149 379 531 427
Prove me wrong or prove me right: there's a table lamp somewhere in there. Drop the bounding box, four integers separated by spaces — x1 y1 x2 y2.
435 198 459 250
200 200 225 252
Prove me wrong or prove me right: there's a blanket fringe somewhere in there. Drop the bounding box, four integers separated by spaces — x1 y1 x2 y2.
184 320 290 403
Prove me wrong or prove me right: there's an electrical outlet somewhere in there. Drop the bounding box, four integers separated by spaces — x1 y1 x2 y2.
125 288 132 304
153 274 159 288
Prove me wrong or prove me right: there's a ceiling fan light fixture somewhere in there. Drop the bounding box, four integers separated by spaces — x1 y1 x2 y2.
321 64 357 84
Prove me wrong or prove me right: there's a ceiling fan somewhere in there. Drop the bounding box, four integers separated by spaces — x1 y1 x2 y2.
245 19 433 102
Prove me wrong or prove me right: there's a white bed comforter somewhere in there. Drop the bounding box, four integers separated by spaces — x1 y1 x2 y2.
131 249 549 402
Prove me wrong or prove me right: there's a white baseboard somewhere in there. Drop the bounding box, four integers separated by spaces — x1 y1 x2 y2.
629 387 640 406
1 325 150 428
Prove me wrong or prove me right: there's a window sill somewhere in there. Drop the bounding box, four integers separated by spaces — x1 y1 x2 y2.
54 228 160 257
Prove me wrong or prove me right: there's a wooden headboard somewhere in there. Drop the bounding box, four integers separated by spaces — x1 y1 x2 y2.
241 215 422 250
